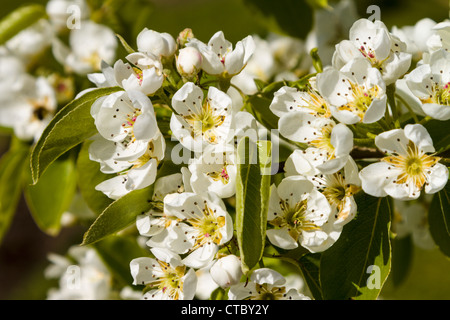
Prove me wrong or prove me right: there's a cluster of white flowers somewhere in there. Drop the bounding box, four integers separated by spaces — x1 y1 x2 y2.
2 0 449 301
0 0 118 143
80 26 312 299
76 9 450 298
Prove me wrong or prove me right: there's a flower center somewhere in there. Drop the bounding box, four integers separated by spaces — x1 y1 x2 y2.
187 203 226 248
249 283 287 300
337 80 381 121
309 124 335 159
297 88 331 118
147 260 186 300
183 101 226 144
420 82 450 106
270 199 319 241
206 166 230 184
382 141 440 190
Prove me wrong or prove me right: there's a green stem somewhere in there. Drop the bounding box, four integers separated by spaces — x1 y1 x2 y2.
395 93 419 123
386 84 400 128
419 116 433 125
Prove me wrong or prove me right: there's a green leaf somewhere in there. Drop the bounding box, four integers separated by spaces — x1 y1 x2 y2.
81 185 154 246
428 183 450 257
81 160 182 246
298 252 323 300
93 235 151 286
0 143 29 243
320 194 392 300
116 33 135 54
424 119 450 154
24 153 78 236
0 4 46 45
30 86 123 185
310 47 323 73
236 137 272 273
76 140 114 215
391 235 413 287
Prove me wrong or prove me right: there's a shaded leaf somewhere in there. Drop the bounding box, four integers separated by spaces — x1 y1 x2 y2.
236 137 272 273
428 183 450 257
0 143 29 243
0 4 46 45
30 86 123 184
320 194 392 300
76 140 114 216
24 153 77 236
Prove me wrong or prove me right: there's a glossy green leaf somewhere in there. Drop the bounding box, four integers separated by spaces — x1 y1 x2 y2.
298 252 323 300
0 144 29 243
428 183 450 257
81 185 154 246
320 194 392 300
0 4 46 45
76 140 114 216
30 86 123 185
236 137 272 273
81 160 182 246
93 235 151 286
24 153 77 236
424 119 450 154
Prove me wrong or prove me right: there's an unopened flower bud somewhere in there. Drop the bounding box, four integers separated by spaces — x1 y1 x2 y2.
177 28 194 47
137 28 176 58
209 255 242 288
176 47 202 79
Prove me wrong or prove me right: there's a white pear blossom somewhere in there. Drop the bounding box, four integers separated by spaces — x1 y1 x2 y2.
228 268 311 300
278 112 353 174
285 152 361 228
266 176 337 252
270 83 332 119
136 28 177 58
136 172 190 250
45 246 113 300
170 82 234 152
188 144 237 198
5 19 54 62
186 31 255 78
332 18 411 85
305 0 358 67
426 20 450 54
130 247 197 300
91 90 159 150
405 49 450 120
359 124 448 200
52 20 117 74
230 35 276 95
163 192 234 269
209 254 243 288
84 55 164 97
119 53 164 95
46 0 90 31
391 18 437 61
318 58 387 124
0 75 57 141
91 131 165 200
393 197 436 250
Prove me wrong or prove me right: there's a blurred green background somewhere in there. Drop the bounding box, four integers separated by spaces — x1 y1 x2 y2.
0 0 450 300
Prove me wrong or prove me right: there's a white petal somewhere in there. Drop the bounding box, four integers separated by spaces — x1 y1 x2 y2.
425 163 449 194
